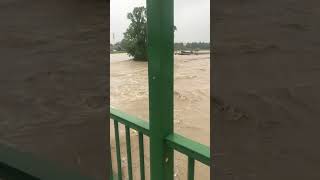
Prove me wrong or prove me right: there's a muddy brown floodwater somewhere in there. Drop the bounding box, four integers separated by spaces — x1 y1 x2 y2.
110 53 210 179
213 0 320 179
0 1 107 179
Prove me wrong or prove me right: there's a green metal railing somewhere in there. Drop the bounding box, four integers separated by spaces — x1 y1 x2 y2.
110 0 210 179
110 108 210 180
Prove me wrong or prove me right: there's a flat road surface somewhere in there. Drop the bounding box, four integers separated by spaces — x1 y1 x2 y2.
0 1 107 179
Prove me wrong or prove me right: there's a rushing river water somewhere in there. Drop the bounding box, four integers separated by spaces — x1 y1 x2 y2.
110 53 210 179
0 1 107 179
110 53 132 62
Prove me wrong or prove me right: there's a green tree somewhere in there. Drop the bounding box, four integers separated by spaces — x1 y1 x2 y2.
122 7 147 61
122 6 177 61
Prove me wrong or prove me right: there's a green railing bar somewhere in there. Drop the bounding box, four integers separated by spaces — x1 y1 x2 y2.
114 121 122 180
138 132 145 180
110 109 211 166
125 126 133 180
188 157 195 180
165 134 210 166
110 107 150 136
109 149 113 180
0 144 94 180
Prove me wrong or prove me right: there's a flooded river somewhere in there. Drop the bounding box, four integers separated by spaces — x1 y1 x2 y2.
0 1 107 179
110 53 210 179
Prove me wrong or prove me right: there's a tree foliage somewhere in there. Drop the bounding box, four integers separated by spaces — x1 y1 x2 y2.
122 7 147 61
121 6 178 60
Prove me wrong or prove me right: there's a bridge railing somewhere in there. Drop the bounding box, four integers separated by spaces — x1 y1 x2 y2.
110 107 210 180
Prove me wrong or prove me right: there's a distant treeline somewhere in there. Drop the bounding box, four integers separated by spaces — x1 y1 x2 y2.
174 42 210 51
111 41 210 52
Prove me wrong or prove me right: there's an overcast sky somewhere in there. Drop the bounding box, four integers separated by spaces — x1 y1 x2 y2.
110 0 210 43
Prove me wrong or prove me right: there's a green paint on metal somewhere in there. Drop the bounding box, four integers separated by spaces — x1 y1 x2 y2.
110 1 211 177
138 132 145 180
187 157 195 180
125 126 133 180
109 148 113 180
111 107 150 136
147 0 174 179
114 122 123 180
110 109 211 169
166 134 210 166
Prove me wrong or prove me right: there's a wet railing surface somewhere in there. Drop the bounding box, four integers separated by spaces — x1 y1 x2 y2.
110 107 210 180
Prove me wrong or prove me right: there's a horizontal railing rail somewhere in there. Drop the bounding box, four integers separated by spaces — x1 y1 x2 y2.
110 107 210 180
166 134 210 166
110 108 150 136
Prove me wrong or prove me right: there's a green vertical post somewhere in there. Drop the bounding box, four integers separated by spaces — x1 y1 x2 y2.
114 122 122 180
109 149 113 180
187 157 195 180
147 0 174 179
138 133 145 180
125 127 133 180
